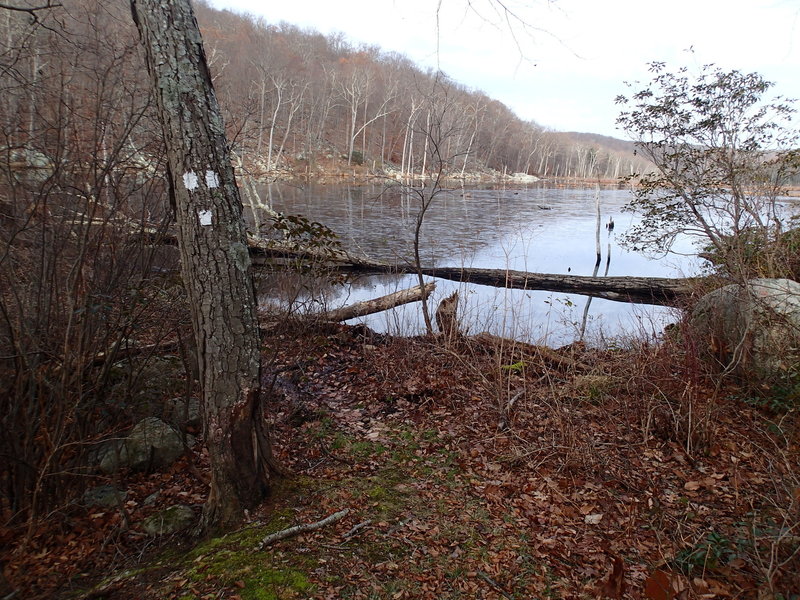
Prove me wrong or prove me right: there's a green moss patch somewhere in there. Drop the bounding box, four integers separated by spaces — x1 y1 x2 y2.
179 509 313 600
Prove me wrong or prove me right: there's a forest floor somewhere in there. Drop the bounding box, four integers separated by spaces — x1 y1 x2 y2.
4 323 800 599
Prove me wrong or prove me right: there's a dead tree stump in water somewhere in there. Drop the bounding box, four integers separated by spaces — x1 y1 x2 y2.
435 291 461 340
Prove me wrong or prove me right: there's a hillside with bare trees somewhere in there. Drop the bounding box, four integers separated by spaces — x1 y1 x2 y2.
193 1 652 181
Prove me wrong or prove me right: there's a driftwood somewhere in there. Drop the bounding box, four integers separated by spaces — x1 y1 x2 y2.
316 282 435 322
342 519 372 540
142 229 697 306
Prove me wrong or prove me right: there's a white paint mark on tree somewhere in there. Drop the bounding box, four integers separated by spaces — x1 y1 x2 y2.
205 170 220 188
183 171 199 191
198 209 212 226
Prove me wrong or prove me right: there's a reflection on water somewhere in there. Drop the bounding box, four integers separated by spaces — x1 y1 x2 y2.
257 183 701 346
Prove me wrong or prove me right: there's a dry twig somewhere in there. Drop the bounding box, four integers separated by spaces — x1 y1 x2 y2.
257 509 349 549
342 519 372 540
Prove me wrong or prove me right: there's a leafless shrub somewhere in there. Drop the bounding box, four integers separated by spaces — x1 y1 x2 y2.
743 449 800 595
0 1 188 526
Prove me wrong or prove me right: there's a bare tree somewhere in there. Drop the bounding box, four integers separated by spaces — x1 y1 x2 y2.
406 78 462 334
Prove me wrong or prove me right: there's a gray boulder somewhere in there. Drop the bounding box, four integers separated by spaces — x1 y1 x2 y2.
98 417 184 474
690 278 800 379
83 485 127 508
162 396 201 432
141 504 195 536
106 356 188 421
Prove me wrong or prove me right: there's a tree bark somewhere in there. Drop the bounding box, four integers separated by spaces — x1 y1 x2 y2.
130 0 277 532
435 291 461 339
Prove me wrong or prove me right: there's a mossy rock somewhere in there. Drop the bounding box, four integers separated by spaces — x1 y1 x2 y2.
98 417 184 474
106 356 187 418
162 396 201 432
691 278 800 381
141 504 195 536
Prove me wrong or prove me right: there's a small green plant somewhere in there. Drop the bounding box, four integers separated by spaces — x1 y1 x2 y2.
765 370 800 412
544 296 574 308
330 433 348 450
500 360 526 374
671 532 737 575
741 369 800 414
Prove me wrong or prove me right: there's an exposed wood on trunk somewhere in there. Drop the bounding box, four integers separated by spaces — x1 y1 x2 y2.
315 282 435 322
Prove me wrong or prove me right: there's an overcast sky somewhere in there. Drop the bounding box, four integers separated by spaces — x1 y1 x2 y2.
206 0 800 139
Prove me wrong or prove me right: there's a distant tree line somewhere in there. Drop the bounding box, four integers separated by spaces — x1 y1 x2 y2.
193 1 653 180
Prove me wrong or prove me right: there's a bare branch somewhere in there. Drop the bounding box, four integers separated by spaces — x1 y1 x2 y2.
0 0 65 39
0 1 61 24
257 509 350 549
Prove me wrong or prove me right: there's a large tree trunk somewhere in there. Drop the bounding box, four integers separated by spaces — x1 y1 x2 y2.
130 0 277 532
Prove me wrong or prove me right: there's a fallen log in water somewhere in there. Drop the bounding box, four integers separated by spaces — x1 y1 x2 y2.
257 248 696 307
412 267 696 306
247 239 697 306
315 282 435 322
259 282 436 330
143 230 699 306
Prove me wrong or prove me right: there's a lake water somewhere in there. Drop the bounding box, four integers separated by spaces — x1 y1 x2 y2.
256 183 704 346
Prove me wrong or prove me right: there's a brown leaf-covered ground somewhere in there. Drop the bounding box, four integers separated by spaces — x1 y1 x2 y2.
4 323 799 599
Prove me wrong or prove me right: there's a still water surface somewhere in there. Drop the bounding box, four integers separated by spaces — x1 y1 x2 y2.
258 183 703 346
